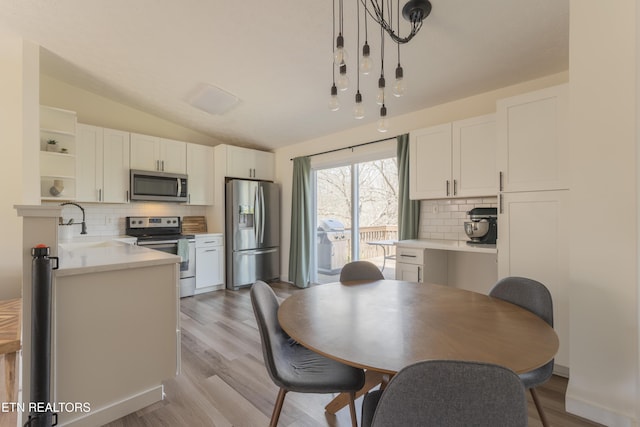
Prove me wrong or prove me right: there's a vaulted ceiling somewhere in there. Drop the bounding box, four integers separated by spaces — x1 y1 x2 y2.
0 0 569 150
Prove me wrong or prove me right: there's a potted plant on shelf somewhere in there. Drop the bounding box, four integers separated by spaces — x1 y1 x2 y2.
47 139 58 152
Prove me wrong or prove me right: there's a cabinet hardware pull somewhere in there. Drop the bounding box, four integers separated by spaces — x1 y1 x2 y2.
400 254 417 258
156 160 159 171
204 249 217 253
499 171 503 191
162 160 165 171
453 179 457 195
499 193 504 214
126 190 129 202
99 189 102 202
446 180 450 196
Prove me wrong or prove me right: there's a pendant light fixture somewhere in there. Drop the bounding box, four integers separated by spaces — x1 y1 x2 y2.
328 0 432 131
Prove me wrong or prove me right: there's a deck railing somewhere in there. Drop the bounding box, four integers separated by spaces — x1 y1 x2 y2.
344 225 398 261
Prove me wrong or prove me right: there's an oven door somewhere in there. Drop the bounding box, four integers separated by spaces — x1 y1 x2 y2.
139 240 196 278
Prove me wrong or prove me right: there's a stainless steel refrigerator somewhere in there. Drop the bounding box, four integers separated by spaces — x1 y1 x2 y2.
225 179 280 290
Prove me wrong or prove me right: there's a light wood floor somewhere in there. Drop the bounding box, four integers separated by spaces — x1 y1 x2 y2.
98 281 602 427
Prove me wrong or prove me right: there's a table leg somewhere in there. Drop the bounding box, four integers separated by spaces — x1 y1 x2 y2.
325 370 386 414
4 352 16 402
381 246 387 272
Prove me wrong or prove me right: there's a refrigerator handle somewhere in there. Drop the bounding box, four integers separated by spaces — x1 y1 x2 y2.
260 185 265 243
254 186 260 241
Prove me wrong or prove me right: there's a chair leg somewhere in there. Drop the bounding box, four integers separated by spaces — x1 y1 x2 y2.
348 391 358 427
530 388 550 427
270 388 288 427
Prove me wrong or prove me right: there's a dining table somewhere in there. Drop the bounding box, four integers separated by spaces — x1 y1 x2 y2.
277 280 559 413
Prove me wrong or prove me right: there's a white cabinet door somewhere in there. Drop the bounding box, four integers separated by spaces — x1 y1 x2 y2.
453 114 497 197
186 143 213 205
396 262 422 283
409 123 452 199
497 84 569 192
160 138 187 174
226 145 275 180
195 247 224 288
497 190 569 367
130 133 160 171
76 124 103 202
102 128 130 203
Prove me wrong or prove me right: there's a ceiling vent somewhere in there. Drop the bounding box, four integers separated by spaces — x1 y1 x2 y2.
187 83 240 115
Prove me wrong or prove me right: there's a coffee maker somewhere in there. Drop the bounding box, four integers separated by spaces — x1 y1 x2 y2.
464 207 497 244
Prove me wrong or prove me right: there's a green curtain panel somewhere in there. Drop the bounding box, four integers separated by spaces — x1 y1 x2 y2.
397 134 420 240
288 156 312 288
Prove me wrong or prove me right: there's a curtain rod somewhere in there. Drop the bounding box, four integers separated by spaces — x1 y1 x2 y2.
290 135 398 161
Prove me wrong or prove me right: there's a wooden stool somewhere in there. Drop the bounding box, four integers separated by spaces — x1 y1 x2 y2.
0 298 21 402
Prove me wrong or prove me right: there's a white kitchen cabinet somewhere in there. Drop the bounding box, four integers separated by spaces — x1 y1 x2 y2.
130 133 186 174
195 234 224 291
40 106 77 201
217 144 275 181
395 245 447 284
186 143 214 205
77 124 130 203
497 190 569 369
497 84 569 192
410 114 496 200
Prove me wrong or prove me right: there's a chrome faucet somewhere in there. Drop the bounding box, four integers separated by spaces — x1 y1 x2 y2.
60 202 87 234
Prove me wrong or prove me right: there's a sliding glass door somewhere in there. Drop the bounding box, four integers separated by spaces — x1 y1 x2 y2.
313 157 398 284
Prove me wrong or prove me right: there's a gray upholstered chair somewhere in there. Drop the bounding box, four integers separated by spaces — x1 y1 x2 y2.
361 360 528 427
250 281 365 427
489 276 554 427
340 260 384 281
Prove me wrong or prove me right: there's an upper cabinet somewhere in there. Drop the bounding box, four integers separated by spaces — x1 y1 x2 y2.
40 106 77 201
130 133 186 174
497 84 569 192
410 114 497 200
76 124 130 203
186 143 214 205
215 144 274 181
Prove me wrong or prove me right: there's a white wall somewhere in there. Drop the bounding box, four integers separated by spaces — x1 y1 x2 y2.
566 1 639 425
0 31 40 298
274 72 568 283
40 74 224 146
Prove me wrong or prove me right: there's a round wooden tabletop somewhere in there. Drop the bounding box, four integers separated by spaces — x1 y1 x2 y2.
278 280 559 375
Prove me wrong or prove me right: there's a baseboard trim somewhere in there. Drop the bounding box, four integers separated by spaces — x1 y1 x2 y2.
57 386 164 426
566 391 636 427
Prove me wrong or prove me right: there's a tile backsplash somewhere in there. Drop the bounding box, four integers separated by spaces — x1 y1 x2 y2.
419 197 498 241
46 202 207 238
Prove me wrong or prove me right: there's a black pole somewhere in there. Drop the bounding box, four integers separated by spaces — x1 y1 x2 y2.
27 244 58 427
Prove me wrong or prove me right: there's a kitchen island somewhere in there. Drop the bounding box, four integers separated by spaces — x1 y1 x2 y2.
53 240 180 426
15 205 182 427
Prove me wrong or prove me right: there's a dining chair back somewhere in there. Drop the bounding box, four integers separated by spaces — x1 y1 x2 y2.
489 276 554 427
340 260 384 281
250 281 365 427
361 360 527 427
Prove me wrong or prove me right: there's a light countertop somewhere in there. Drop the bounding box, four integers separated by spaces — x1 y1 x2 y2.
397 239 497 254
56 238 180 277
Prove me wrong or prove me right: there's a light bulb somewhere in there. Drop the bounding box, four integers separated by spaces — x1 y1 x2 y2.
353 92 365 119
328 84 340 111
360 43 373 75
377 105 389 132
376 75 386 105
393 65 406 97
336 63 349 91
333 34 348 65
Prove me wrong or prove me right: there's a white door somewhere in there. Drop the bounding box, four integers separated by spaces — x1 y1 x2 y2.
102 128 130 203
160 138 187 174
130 133 160 171
453 114 497 197
497 190 569 367
409 123 453 199
396 263 422 282
497 84 569 192
76 124 103 202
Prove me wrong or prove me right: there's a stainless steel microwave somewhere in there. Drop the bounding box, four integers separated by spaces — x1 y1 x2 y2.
130 169 188 202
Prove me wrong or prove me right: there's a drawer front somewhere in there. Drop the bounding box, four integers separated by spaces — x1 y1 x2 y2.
195 234 223 247
396 246 424 265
